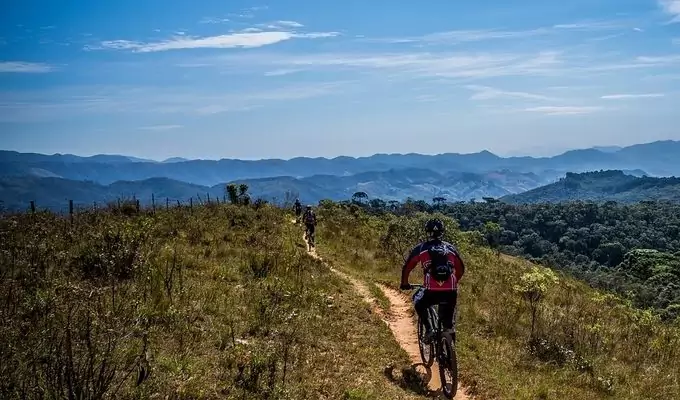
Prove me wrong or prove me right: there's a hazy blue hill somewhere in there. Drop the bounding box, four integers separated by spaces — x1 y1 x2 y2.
0 151 154 164
162 157 191 163
1 140 678 186
1 168 550 211
0 176 220 212
502 170 680 204
592 146 623 153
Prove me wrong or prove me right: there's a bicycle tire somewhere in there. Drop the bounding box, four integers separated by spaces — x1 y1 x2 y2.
417 316 434 367
438 332 458 399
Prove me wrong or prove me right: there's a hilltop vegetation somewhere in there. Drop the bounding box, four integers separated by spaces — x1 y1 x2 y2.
353 196 680 318
1 198 679 399
0 202 424 399
503 170 680 204
435 198 680 318
314 202 680 399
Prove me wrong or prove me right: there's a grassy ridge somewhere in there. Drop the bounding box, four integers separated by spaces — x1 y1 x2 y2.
4 199 680 399
0 203 427 399
315 202 680 399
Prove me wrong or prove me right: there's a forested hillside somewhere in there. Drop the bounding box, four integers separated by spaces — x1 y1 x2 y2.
503 170 680 204
2 197 679 399
315 202 680 399
360 198 680 319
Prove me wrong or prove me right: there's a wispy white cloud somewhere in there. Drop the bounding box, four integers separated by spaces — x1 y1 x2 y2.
227 12 255 19
264 68 304 76
369 19 627 45
642 73 680 80
635 54 680 64
465 85 555 101
0 81 352 122
601 93 665 99
552 20 626 30
199 17 230 24
139 124 183 131
87 31 340 52
212 50 563 80
659 0 680 23
368 28 548 44
524 106 604 115
0 61 54 73
274 20 304 28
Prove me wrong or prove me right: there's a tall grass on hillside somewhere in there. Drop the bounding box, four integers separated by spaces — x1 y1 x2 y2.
316 202 680 400
0 202 425 399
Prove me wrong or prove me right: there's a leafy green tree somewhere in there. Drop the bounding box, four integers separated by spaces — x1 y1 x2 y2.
514 266 559 338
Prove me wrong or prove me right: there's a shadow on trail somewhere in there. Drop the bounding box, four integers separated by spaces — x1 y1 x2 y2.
384 363 446 398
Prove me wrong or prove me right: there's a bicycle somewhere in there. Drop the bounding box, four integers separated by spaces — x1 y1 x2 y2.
304 225 315 251
408 284 458 399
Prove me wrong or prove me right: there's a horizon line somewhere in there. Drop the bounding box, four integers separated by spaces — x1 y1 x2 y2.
1 139 677 163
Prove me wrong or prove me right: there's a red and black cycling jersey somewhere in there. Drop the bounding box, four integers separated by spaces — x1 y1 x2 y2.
401 239 465 291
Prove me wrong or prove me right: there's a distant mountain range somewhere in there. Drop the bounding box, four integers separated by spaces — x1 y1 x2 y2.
0 168 550 211
2 140 678 187
1 140 679 210
502 170 680 204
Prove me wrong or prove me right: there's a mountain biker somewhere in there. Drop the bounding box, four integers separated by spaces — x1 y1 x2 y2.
302 205 317 244
400 218 465 344
293 198 302 221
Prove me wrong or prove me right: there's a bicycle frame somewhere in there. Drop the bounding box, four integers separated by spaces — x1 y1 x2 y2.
409 284 458 398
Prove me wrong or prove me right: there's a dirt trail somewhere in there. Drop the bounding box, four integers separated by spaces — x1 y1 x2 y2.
306 244 383 316
378 285 470 399
301 233 470 399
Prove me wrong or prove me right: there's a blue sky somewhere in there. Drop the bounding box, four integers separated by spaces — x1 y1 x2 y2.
1 0 679 160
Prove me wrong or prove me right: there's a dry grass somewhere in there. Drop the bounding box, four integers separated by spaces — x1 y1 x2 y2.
0 204 431 399
316 203 680 400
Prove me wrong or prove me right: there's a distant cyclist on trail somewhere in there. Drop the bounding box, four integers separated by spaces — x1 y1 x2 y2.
293 198 302 222
302 205 317 246
400 219 465 344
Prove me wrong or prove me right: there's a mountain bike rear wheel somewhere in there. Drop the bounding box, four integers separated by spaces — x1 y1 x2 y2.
438 332 458 399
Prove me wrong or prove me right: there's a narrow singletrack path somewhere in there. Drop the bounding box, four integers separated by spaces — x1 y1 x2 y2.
378 285 470 399
299 230 471 399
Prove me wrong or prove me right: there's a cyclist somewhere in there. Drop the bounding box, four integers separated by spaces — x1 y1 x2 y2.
293 198 302 222
400 218 465 344
302 205 317 246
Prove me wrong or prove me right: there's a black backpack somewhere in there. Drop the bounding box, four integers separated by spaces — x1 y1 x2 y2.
427 243 454 282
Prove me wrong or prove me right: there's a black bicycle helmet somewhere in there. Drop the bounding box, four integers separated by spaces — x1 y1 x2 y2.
425 218 445 237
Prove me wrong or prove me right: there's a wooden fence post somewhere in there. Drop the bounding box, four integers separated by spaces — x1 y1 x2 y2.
69 200 74 224
152 193 156 212
207 193 211 204
136 199 140 212
190 197 193 211
166 197 169 210
30 201 35 213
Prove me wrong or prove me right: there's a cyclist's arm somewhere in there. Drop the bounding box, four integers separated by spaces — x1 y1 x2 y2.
454 252 465 282
400 244 421 286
